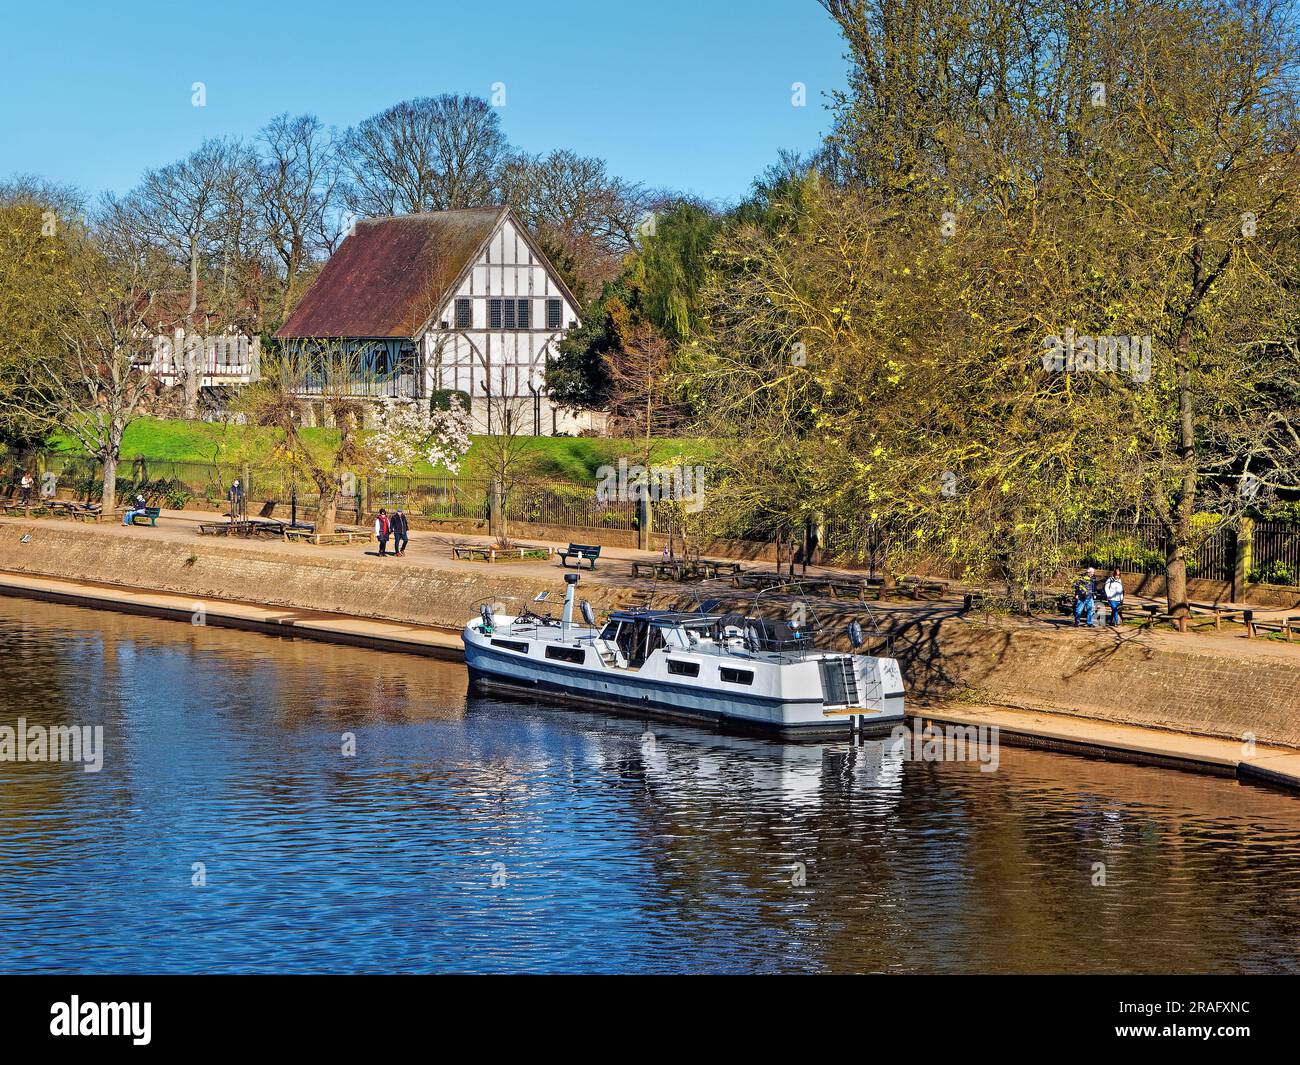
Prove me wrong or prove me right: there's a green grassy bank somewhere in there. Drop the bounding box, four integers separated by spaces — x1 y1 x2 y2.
48 417 712 484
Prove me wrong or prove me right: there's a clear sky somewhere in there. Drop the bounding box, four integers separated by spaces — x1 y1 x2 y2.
0 0 848 206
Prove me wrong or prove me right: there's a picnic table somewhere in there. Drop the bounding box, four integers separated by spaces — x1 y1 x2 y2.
632 558 747 582
198 518 301 539
3 499 103 521
284 528 369 546
452 544 552 562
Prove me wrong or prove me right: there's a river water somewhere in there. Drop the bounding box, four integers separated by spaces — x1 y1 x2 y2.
1 597 1297 974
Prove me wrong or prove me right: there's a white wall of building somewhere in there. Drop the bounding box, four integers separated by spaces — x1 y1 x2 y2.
419 216 584 433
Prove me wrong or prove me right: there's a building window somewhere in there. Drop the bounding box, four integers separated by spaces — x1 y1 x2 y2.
546 298 562 329
455 298 471 329
488 298 531 331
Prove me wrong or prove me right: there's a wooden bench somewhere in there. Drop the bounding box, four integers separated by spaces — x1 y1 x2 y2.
61 501 102 522
128 506 161 527
559 543 601 570
1 499 46 516
1244 611 1300 641
696 558 745 578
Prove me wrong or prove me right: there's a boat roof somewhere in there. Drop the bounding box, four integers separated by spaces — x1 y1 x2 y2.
607 609 724 627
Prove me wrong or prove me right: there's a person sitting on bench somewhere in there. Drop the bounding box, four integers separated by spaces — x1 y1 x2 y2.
121 494 148 526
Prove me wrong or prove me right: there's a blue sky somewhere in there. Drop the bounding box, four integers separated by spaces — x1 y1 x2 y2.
0 0 847 206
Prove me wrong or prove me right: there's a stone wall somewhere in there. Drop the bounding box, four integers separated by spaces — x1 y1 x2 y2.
0 520 633 631
894 616 1300 747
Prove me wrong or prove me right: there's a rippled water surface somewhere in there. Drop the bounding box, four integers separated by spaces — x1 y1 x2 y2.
1 597 1298 974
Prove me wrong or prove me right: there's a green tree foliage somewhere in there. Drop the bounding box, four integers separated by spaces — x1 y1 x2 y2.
547 200 721 420
0 179 85 452
692 0 1300 613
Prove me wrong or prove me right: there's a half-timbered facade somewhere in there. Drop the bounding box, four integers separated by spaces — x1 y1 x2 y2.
277 206 597 434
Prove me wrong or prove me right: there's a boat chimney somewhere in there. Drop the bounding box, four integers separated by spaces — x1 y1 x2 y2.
562 573 580 637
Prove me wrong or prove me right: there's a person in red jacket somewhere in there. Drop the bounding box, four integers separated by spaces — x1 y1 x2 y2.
374 508 390 556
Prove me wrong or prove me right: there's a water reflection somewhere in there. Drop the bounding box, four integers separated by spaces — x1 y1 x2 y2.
0 597 1297 974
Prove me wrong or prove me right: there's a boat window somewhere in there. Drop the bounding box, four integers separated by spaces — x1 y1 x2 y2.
719 666 754 685
666 659 700 677
491 639 529 654
545 645 586 665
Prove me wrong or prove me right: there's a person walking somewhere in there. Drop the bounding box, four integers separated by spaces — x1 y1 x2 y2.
374 508 391 556
1104 569 1125 627
1073 566 1098 627
18 471 33 506
391 507 409 557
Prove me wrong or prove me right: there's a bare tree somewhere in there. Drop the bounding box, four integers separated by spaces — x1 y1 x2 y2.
113 138 249 414
478 363 536 545
499 149 646 300
255 114 342 320
603 305 682 458
240 342 376 535
341 95 507 217
126 138 244 321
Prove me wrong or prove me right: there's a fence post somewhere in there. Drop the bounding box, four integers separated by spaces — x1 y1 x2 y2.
1233 516 1253 602
489 478 503 538
637 495 652 551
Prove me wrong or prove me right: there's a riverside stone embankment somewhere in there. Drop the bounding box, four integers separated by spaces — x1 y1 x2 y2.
2 515 1298 766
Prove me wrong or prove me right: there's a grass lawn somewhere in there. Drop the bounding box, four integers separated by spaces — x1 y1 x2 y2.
48 417 712 485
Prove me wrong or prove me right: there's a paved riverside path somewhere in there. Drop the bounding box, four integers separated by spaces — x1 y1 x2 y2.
12 504 1300 623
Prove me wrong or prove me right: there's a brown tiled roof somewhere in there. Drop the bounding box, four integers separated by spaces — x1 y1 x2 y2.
277 206 507 339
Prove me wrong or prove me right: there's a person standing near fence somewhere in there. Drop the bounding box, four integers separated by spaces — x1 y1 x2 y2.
374 508 390 556
1073 566 1098 627
227 478 244 521
18 472 33 506
391 507 409 557
1104 569 1125 627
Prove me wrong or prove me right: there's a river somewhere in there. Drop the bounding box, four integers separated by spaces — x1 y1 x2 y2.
1 597 1297 974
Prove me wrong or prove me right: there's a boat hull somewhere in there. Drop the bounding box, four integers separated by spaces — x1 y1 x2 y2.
464 637 903 739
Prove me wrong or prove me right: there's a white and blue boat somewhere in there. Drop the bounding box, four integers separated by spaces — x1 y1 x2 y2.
461 573 905 738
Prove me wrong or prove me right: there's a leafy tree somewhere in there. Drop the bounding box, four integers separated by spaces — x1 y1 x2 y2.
692 0 1300 617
